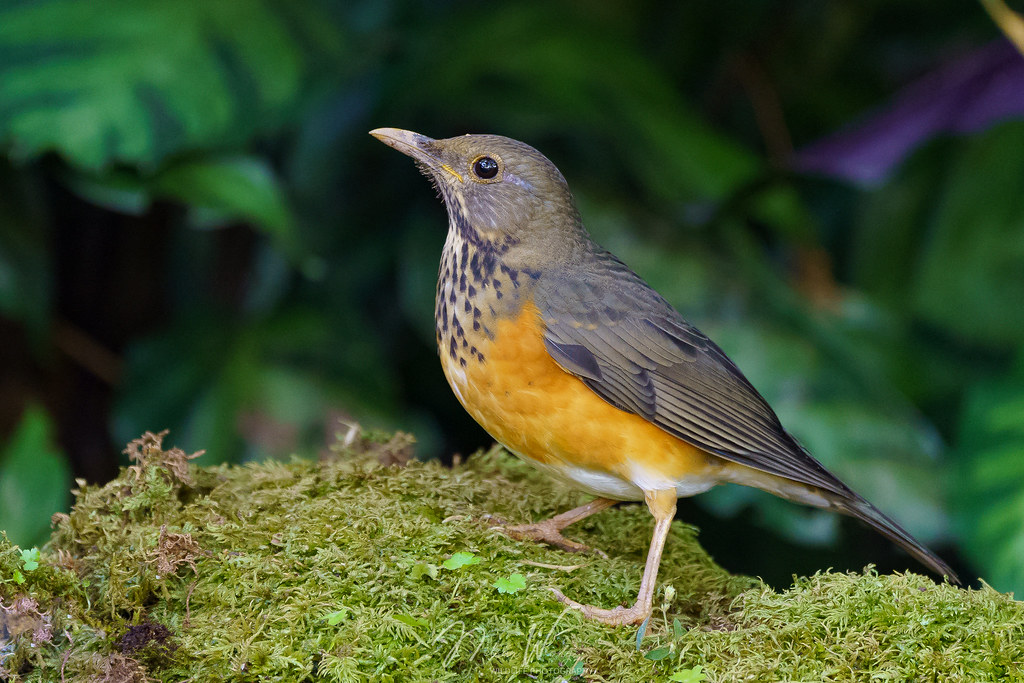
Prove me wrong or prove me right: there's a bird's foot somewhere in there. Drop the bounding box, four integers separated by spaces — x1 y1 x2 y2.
501 520 608 558
551 588 651 626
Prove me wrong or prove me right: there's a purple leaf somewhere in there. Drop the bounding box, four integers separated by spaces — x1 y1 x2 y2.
792 40 1024 186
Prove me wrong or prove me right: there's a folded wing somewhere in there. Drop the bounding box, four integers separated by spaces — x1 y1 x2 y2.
537 250 851 498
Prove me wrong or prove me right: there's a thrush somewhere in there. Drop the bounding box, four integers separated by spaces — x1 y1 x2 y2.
370 128 959 626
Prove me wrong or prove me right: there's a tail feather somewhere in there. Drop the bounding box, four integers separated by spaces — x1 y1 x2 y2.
840 496 960 585
721 464 960 583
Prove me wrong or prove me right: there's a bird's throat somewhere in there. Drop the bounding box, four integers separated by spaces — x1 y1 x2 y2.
434 222 535 374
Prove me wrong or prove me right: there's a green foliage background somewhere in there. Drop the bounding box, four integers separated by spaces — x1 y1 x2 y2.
0 0 1021 595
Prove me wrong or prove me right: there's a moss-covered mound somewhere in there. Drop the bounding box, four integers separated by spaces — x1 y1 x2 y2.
1 431 1021 682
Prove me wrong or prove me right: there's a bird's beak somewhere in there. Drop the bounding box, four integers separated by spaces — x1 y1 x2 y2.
369 128 464 182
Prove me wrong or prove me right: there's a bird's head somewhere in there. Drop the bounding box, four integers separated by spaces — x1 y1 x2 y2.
371 128 583 252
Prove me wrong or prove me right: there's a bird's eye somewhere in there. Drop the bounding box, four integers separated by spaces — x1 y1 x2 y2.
471 156 500 181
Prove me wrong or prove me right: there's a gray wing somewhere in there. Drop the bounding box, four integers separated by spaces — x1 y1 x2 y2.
537 251 966 583
536 250 854 498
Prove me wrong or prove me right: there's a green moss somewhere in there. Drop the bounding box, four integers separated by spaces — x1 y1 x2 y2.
1 431 1021 682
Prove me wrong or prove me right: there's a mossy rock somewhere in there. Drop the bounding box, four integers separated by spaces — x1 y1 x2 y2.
0 431 1021 682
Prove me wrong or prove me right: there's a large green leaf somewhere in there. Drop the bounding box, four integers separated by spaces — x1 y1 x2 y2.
63 156 302 257
0 406 71 547
152 157 296 240
848 122 1024 417
952 356 1024 594
0 0 346 171
910 122 1024 346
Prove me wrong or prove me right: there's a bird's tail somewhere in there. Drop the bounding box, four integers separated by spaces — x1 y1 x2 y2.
838 495 961 585
719 461 960 583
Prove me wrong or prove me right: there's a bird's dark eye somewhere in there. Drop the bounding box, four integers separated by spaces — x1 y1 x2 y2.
472 156 500 180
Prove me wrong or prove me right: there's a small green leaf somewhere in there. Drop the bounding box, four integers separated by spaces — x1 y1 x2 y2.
410 562 438 581
441 551 481 570
393 614 428 629
12 570 25 584
493 573 526 594
669 666 707 682
644 646 672 661
325 610 347 626
20 547 40 571
673 617 684 638
635 616 650 649
570 660 585 675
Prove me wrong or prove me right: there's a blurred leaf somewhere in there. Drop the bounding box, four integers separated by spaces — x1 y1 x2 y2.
850 142 948 306
0 0 347 170
63 156 300 251
114 307 397 463
911 121 1024 346
62 169 151 216
153 156 300 254
793 40 1024 186
0 406 71 547
0 164 50 339
749 185 817 244
398 3 758 204
847 153 1007 405
702 484 840 546
952 356 1024 595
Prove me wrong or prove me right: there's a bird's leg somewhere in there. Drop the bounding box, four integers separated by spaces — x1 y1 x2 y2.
553 488 677 626
502 497 617 556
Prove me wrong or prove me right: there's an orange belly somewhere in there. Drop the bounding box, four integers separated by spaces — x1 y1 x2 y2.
440 300 723 500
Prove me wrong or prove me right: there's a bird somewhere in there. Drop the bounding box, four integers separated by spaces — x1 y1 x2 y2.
370 127 960 626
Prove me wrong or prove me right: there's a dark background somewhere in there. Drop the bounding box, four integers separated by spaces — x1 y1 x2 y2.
2 0 1023 596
